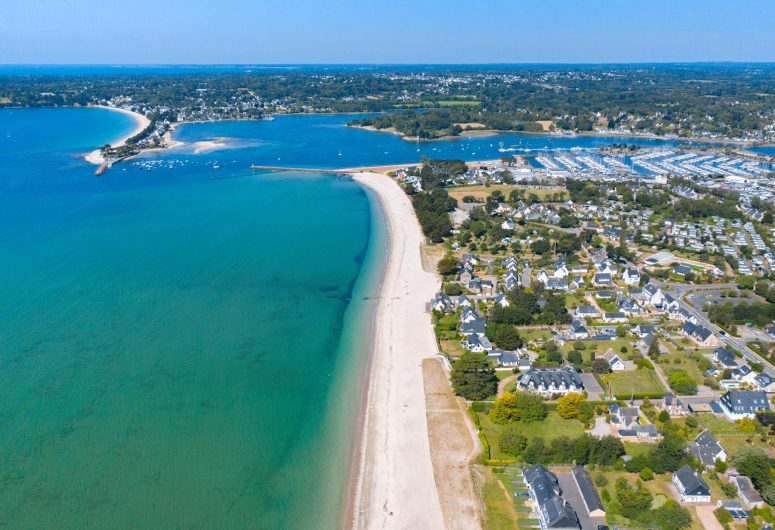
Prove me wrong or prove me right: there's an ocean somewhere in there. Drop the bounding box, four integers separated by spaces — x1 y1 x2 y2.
0 106 730 528
0 107 382 528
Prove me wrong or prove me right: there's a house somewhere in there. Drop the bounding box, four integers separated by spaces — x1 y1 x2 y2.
673 264 693 276
488 349 520 367
462 333 493 352
570 319 589 339
458 266 474 284
713 347 738 368
575 305 599 319
455 295 472 309
719 390 771 420
518 367 584 397
659 393 688 417
682 322 722 348
571 466 605 518
546 278 570 291
460 306 480 324
494 293 510 308
672 465 712 503
623 267 641 286
460 318 486 337
617 424 661 442
603 349 626 371
595 290 614 300
602 312 627 324
642 283 665 307
633 324 656 338
598 259 618 276
501 218 516 230
752 373 775 392
523 465 581 530
610 405 640 429
594 273 612 287
730 474 766 509
431 292 453 313
688 430 727 467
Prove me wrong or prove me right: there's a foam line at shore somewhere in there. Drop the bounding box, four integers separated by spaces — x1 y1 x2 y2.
84 106 151 165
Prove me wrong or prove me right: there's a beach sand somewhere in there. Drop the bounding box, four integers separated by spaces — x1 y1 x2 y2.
349 171 446 530
84 106 151 165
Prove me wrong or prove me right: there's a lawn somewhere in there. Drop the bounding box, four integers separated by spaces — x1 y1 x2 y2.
604 369 666 399
440 339 467 357
697 413 740 434
562 338 633 361
658 352 707 385
474 465 519 530
478 411 585 460
716 434 775 457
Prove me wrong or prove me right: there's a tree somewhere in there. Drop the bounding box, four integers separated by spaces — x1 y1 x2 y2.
652 434 689 472
514 392 548 423
436 254 458 276
530 239 550 256
557 392 586 419
498 426 528 456
668 370 697 395
567 349 583 365
715 507 733 526
658 410 670 423
591 357 611 374
738 417 758 433
715 458 728 473
639 467 653 481
451 352 498 400
490 391 521 424
615 478 653 519
648 337 661 359
652 500 692 530
491 325 523 350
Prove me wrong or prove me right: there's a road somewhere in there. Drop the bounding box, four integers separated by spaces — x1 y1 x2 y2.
662 282 775 378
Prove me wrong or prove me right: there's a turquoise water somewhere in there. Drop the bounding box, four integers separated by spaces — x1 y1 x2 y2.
0 108 382 528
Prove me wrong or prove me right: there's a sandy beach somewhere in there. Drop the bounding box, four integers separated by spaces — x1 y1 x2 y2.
84 105 151 165
348 171 446 530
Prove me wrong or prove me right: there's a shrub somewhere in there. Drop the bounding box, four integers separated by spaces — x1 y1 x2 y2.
639 467 654 481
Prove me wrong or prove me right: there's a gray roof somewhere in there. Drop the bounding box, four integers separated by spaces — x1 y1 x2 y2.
689 430 725 466
674 465 710 497
519 367 584 393
720 390 771 414
714 347 737 367
572 466 605 515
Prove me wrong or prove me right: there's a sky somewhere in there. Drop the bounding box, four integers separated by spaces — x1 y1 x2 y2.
2 0 775 64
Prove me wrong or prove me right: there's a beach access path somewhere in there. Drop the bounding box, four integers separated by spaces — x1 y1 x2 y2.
349 171 446 530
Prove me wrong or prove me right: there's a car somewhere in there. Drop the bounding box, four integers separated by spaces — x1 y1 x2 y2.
719 330 727 336
596 525 609 530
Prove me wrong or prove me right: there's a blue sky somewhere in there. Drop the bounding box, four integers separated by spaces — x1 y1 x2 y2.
2 0 774 64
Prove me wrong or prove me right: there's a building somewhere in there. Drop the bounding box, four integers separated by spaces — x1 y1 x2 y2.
682 322 722 348
571 466 605 518
719 390 771 420
672 465 712 503
603 349 625 371
523 465 581 530
570 319 589 339
518 367 584 397
623 267 641 286
730 474 765 509
713 347 738 368
688 430 726 467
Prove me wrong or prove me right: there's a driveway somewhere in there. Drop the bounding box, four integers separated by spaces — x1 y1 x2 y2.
695 505 724 530
556 471 606 530
582 373 604 400
588 416 612 437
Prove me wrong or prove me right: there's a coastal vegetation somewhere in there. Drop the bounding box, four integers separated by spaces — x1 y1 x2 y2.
450 352 498 400
5 64 775 142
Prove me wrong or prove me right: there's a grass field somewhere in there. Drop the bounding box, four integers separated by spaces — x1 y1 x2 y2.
478 411 585 460
437 100 481 106
697 413 741 434
561 338 633 361
605 369 666 398
475 466 519 530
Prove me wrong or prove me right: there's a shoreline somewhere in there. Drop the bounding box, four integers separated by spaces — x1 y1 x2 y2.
347 171 445 529
83 105 151 165
346 122 769 147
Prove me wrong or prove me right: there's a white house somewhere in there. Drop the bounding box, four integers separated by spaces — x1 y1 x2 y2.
603 349 626 371
623 268 641 286
672 465 712 503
